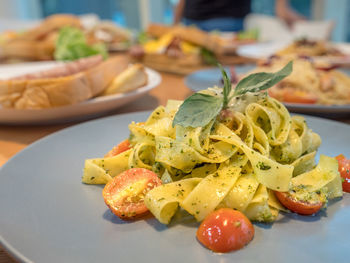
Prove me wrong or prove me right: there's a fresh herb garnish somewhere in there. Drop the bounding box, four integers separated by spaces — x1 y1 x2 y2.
257 162 271 170
172 64 229 128
234 61 293 96
200 48 217 65
172 93 222 128
220 64 231 109
173 61 293 128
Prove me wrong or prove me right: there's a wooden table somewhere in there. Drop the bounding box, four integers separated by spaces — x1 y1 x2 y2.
1 71 350 262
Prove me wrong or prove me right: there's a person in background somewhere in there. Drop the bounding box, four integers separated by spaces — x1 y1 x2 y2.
174 0 305 32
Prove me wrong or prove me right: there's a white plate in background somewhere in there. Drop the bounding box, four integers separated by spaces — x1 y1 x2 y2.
0 62 161 124
236 41 290 59
237 41 350 61
185 66 350 118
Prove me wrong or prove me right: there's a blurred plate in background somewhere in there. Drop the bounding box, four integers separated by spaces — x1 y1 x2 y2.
237 41 350 64
184 65 255 92
185 66 350 118
0 62 161 125
237 41 289 59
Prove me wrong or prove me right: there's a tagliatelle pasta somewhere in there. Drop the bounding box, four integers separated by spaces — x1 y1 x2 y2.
277 39 345 58
250 56 350 105
82 91 342 224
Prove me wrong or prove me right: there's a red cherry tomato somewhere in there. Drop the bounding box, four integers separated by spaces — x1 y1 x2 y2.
336 154 346 160
102 168 162 219
274 191 323 215
336 154 350 193
268 87 318 104
196 208 254 253
282 90 318 104
105 139 131 157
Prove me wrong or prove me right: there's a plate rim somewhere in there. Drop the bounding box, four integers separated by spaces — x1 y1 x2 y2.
0 110 151 263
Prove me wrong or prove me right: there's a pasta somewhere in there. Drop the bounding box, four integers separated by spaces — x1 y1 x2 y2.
82 90 342 224
277 39 345 58
250 56 350 105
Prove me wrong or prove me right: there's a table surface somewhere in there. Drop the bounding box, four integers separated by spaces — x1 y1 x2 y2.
1 70 350 263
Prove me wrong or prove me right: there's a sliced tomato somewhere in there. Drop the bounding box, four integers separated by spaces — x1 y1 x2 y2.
282 90 318 104
104 139 130 158
336 154 350 193
336 154 346 161
268 87 318 104
274 191 323 215
102 168 162 219
197 208 254 253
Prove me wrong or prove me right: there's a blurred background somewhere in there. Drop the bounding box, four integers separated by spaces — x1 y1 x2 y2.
0 0 350 42
2 0 350 111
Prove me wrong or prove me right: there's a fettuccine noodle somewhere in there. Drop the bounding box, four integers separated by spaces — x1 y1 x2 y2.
82 91 342 224
251 57 350 105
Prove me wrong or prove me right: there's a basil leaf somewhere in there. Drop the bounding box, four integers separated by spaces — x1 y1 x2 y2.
218 64 231 108
173 93 223 128
200 48 217 65
234 61 293 96
173 61 292 128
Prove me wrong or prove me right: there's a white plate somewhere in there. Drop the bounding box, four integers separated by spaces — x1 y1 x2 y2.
0 62 161 124
236 41 290 59
0 61 62 79
0 111 349 263
237 41 350 62
185 66 350 118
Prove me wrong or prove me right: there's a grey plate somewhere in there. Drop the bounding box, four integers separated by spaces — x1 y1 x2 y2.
0 111 350 263
185 67 350 118
185 65 255 92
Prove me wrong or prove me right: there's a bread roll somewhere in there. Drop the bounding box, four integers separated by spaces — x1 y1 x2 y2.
140 53 204 75
14 14 81 42
146 24 237 55
102 64 148 95
146 24 173 38
0 55 129 109
0 14 81 61
0 40 55 60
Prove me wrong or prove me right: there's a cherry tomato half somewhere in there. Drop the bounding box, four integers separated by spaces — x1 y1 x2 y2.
197 208 254 253
268 88 318 104
274 191 323 215
336 154 350 193
282 90 318 104
105 139 131 158
102 168 162 219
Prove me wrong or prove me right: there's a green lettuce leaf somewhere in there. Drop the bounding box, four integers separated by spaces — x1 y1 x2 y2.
54 26 108 61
